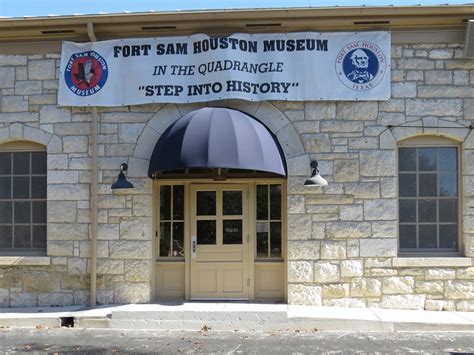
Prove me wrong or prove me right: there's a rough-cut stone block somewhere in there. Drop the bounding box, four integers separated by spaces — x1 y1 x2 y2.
323 298 366 308
254 101 289 133
321 241 346 259
314 262 339 283
302 133 331 153
68 258 87 275
334 159 359 182
380 295 426 310
371 222 397 238
63 136 88 153
350 278 381 297
415 281 444 294
288 284 322 305
383 276 414 294
288 214 312 240
47 201 77 222
48 223 89 241
326 222 371 239
339 206 363 221
120 217 150 240
360 238 397 257
114 283 150 304
97 259 124 275
276 124 305 158
47 240 74 257
48 184 90 201
0 67 14 88
288 261 313 282
306 194 353 205
109 240 152 260
38 293 74 307
28 59 55 80
336 102 378 120
391 82 417 98
322 283 349 298
24 272 61 293
364 199 397 221
40 105 71 123
118 123 145 144
425 269 456 280
125 260 152 282
341 260 363 277
345 182 380 199
425 70 452 85
406 99 462 116
445 281 474 299
425 300 455 311
10 293 37 307
305 102 335 120
360 150 396 177
287 241 320 260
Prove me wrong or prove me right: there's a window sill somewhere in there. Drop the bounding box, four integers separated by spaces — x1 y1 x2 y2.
0 256 51 266
393 257 472 268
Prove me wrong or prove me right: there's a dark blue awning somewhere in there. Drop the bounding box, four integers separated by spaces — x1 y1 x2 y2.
148 107 286 178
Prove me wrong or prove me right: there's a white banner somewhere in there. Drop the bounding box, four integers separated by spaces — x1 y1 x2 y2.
58 31 390 106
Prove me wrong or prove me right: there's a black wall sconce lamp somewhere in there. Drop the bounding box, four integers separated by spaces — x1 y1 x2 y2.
304 160 328 187
111 163 134 189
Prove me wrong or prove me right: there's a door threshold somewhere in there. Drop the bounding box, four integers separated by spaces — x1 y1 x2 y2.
190 298 250 302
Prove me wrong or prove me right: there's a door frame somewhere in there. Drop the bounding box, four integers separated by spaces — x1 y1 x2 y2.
152 178 287 302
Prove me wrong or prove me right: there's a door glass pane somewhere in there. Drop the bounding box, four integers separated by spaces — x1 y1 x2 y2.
196 191 216 216
256 185 268 220
0 226 12 248
399 174 416 197
0 153 11 174
172 186 184 220
223 191 242 215
159 222 171 257
270 185 281 220
399 224 416 249
13 177 29 199
14 225 31 248
270 222 282 257
0 201 12 223
439 174 457 197
419 174 437 197
223 220 242 244
31 176 47 199
160 186 171 220
256 222 268 258
439 148 457 172
0 177 11 199
439 225 457 249
418 148 437 171
419 225 437 248
399 199 416 223
32 225 47 249
439 199 457 223
32 201 46 224
31 152 47 174
14 201 31 223
418 199 436 223
399 148 416 171
172 222 184 257
197 220 216 244
13 152 30 175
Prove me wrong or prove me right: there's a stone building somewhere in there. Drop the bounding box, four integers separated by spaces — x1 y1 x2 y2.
0 5 473 311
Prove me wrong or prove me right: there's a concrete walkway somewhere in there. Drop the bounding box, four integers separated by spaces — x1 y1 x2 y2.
0 303 473 331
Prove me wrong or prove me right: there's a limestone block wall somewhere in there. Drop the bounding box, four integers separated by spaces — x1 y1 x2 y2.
0 42 473 310
285 43 474 312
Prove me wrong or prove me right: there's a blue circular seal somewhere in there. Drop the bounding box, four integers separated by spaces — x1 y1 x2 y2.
64 51 108 97
335 41 386 91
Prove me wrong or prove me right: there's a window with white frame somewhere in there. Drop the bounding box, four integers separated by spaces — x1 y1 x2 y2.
159 184 184 258
398 137 459 254
0 142 47 255
256 184 282 259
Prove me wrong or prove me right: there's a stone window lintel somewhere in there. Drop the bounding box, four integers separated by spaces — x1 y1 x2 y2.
393 257 472 268
0 256 51 266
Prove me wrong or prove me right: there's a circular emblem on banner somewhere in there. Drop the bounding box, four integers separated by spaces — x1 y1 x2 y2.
335 41 386 91
64 51 108 97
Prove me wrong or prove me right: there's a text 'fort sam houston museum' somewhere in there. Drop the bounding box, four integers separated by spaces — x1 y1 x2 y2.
0 4 473 312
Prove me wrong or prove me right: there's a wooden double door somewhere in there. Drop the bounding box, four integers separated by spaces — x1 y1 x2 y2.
190 184 249 300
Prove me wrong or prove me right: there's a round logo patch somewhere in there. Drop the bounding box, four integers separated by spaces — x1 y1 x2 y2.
335 41 386 91
64 51 108 97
